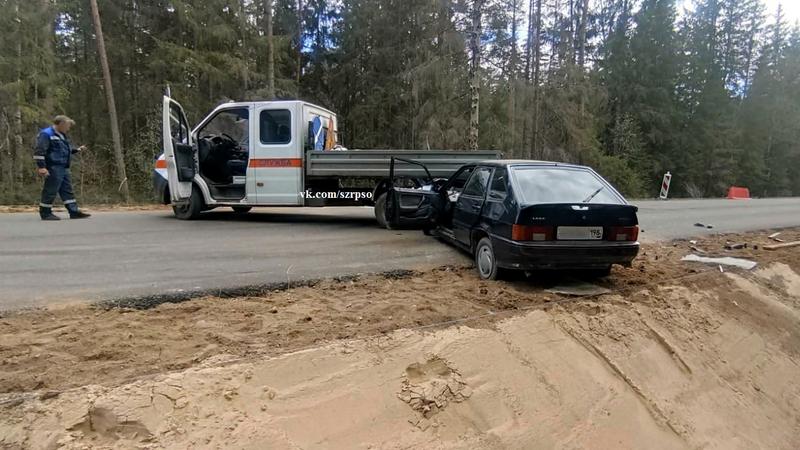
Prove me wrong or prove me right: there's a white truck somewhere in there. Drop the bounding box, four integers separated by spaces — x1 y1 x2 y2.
155 95 500 223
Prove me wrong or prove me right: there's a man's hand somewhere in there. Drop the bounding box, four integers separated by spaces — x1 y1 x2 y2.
76 145 88 152
37 167 49 177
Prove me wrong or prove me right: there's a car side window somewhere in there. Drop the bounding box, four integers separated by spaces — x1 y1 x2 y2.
489 168 507 199
198 108 249 145
448 167 475 192
462 167 492 197
260 109 292 144
169 103 189 144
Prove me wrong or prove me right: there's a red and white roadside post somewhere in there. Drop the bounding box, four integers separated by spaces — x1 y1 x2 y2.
659 171 672 200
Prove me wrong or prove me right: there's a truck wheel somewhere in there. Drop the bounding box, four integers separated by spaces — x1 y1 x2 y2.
475 237 502 280
374 193 392 229
172 185 203 220
232 206 252 214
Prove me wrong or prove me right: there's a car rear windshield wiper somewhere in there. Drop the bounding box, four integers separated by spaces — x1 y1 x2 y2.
582 186 604 203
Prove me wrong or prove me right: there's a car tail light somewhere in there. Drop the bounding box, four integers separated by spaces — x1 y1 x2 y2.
512 225 554 241
609 225 639 241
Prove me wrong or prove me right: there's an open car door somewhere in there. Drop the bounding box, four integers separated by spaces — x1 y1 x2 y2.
162 96 196 203
386 157 443 229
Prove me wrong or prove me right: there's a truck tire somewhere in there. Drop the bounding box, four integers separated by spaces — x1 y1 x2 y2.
172 185 204 220
374 193 392 229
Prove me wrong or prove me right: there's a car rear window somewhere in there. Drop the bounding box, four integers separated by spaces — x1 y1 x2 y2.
510 167 624 204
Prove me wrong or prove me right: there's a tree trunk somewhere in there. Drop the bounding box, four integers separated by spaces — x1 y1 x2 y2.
508 0 518 154
265 0 275 99
576 0 588 67
89 0 130 202
531 0 542 159
240 0 250 92
524 0 534 81
12 2 24 192
468 0 484 151
297 0 303 88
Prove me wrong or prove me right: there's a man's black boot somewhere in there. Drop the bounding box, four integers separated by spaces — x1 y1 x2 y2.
69 210 91 219
40 207 61 221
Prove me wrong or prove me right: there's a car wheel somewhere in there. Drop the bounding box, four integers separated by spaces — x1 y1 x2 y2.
232 206 252 214
172 185 203 220
374 193 392 229
475 237 501 280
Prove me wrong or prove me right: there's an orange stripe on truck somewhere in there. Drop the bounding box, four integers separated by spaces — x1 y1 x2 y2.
249 158 303 168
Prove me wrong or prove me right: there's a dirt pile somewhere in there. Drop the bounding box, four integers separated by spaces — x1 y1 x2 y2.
1 229 799 449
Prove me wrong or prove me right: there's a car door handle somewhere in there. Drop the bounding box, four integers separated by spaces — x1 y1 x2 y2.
470 203 481 211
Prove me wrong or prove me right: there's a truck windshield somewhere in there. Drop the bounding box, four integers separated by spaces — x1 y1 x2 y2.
511 167 623 205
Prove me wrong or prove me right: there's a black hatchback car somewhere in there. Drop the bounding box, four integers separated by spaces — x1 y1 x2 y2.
384 159 640 279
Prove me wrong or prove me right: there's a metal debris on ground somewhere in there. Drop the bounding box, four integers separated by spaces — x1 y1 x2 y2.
681 254 757 270
690 245 707 254
546 280 612 297
724 242 747 250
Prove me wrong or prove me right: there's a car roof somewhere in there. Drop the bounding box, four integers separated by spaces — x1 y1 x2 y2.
475 159 591 170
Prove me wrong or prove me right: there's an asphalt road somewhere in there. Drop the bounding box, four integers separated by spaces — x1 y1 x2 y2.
1 198 798 310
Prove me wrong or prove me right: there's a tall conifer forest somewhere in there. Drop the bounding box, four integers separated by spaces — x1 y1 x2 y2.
0 0 798 202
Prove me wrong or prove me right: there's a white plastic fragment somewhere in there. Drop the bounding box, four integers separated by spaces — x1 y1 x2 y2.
681 254 757 270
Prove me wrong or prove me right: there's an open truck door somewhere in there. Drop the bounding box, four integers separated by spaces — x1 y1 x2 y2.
386 157 443 229
162 96 195 203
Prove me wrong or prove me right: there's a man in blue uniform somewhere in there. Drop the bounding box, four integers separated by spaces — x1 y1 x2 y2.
33 115 91 220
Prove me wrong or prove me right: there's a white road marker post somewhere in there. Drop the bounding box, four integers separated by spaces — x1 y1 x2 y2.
659 171 672 200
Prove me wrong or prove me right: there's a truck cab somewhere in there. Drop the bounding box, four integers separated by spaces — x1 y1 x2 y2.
161 96 338 218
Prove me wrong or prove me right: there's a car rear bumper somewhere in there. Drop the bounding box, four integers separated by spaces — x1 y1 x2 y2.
492 236 640 270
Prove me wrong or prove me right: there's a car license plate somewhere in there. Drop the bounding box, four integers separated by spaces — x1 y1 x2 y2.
557 226 603 240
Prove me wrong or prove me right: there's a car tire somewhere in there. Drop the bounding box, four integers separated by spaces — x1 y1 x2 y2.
172 185 203 220
475 237 501 280
374 193 392 229
232 206 252 214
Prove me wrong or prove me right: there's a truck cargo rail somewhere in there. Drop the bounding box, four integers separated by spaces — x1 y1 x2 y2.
305 149 501 178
